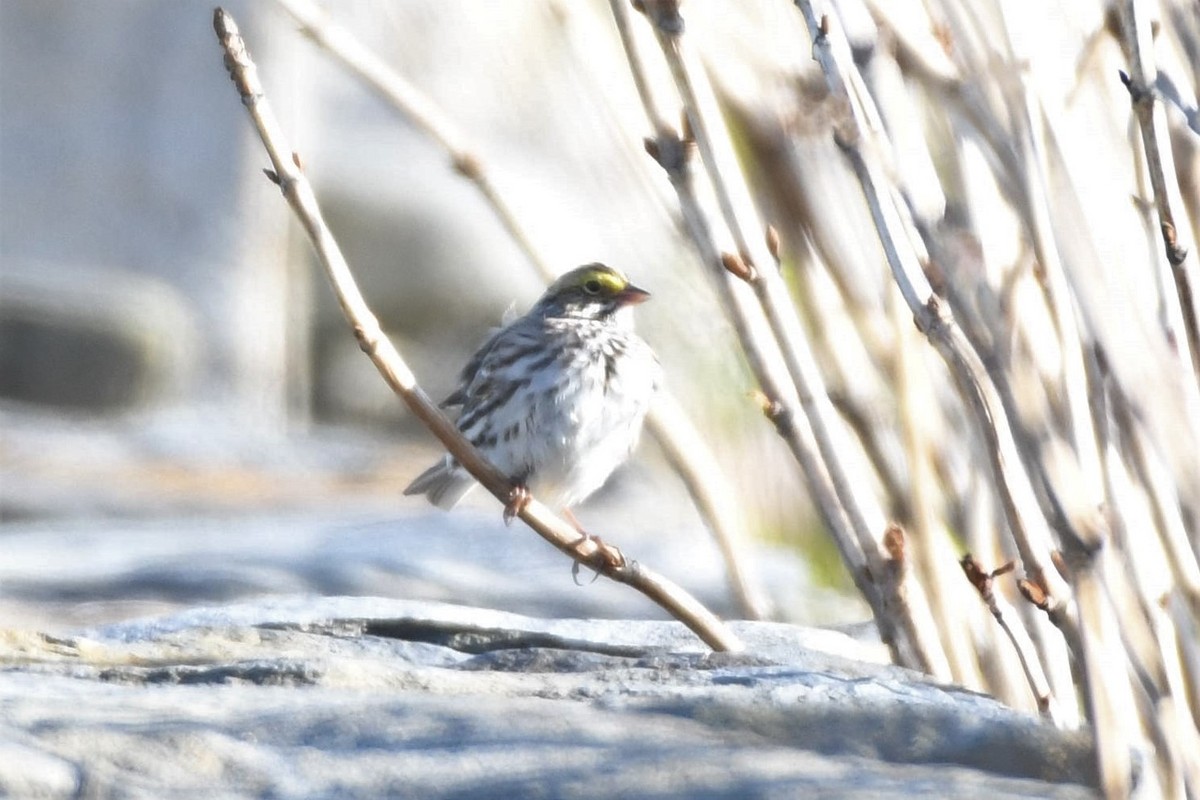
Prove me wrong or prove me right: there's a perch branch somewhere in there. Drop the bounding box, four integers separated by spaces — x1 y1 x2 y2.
212 6 742 653
271 0 768 620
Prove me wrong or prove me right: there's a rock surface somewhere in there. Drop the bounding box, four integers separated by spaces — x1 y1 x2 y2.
1 596 1097 798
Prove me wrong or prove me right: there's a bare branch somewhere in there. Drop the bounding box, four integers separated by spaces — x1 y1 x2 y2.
211 6 742 653
960 554 1061 723
609 0 900 656
793 0 1078 637
1117 0 1200 385
271 0 767 621
623 0 956 675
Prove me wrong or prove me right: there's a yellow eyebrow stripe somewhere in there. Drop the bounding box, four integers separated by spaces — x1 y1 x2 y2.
581 266 628 293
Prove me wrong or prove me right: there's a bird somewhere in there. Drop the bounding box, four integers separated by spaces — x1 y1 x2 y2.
404 263 660 525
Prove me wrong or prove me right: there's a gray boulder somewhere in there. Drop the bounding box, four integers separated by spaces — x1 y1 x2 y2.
0 596 1098 798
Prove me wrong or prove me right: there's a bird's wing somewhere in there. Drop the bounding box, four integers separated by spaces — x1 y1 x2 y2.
451 323 546 443
440 324 507 408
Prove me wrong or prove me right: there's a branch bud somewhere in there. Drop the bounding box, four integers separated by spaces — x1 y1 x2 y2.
452 152 483 180
766 225 782 262
1017 578 1050 610
721 251 754 282
883 523 906 563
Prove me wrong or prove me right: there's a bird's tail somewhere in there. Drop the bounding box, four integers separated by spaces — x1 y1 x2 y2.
403 456 478 509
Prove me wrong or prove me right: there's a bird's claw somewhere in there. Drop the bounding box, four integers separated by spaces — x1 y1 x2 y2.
571 558 601 586
570 531 624 585
503 485 531 526
572 531 603 586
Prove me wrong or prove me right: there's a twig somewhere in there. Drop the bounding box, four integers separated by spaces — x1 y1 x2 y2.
609 0 900 660
627 0 954 674
1118 0 1200 410
212 6 742 653
1118 0 1195 276
270 0 767 620
878 523 951 681
1119 0 1200 397
1120 95 1200 431
271 0 548 277
793 1 1078 638
960 554 1060 723
1071 549 1136 800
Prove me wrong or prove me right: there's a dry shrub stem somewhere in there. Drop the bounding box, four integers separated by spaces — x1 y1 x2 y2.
1117 0 1198 376
794 0 1081 658
620 0 956 674
211 6 742 654
1117 0 1200 472
611 0 900 661
960 555 1059 722
792 2 1200 796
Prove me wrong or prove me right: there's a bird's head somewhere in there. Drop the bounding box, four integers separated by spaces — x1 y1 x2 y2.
535 263 650 322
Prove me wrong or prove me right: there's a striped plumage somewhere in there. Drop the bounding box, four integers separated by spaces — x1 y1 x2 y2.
404 263 660 512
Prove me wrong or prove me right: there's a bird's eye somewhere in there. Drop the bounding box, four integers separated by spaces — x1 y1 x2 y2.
583 279 603 295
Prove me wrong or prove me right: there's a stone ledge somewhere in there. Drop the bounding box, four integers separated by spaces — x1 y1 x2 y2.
0 596 1100 798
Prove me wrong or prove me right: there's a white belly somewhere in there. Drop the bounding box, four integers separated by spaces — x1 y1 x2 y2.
481 336 659 509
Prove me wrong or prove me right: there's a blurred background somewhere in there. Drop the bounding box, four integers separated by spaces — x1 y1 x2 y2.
0 1 841 632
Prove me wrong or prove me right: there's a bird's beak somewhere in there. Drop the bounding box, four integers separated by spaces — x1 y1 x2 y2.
617 284 651 306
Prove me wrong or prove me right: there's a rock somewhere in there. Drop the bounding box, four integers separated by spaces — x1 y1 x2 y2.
0 596 1098 798
0 261 198 413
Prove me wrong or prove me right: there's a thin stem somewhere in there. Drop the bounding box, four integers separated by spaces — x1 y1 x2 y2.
656 18 951 674
794 0 1077 628
1118 0 1200 402
608 0 894 645
960 555 1061 723
625 0 957 672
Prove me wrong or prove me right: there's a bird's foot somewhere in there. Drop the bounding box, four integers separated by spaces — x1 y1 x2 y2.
571 555 603 586
563 508 623 583
503 484 531 526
